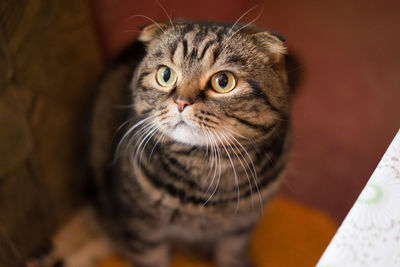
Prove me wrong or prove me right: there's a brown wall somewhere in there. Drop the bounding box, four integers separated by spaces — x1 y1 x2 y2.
0 1 102 266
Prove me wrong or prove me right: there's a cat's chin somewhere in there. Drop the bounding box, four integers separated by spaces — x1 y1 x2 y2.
169 123 206 146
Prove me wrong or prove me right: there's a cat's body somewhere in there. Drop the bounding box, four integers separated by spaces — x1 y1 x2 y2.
89 20 292 267
24 20 294 267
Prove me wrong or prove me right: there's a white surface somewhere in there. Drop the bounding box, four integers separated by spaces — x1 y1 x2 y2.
317 129 400 267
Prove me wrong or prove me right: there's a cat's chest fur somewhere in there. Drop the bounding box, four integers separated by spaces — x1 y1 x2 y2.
118 153 261 240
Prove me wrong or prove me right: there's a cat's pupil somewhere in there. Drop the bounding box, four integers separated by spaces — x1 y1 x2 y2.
162 68 171 82
216 74 228 88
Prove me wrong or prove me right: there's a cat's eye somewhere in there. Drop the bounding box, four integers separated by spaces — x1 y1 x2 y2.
156 66 177 87
210 72 236 93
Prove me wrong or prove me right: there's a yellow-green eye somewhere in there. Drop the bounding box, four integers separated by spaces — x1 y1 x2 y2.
156 66 177 87
210 72 236 93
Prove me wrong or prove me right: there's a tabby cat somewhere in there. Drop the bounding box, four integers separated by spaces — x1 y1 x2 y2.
90 20 292 267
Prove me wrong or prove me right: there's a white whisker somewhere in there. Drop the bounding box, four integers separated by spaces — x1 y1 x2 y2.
225 6 265 43
149 127 168 161
114 115 157 162
137 124 161 165
213 130 240 212
217 125 264 212
127 121 157 151
203 128 218 196
202 129 222 207
201 127 218 192
126 14 166 34
153 0 174 29
125 121 159 165
221 126 263 164
229 5 259 34
225 131 263 212
219 131 255 209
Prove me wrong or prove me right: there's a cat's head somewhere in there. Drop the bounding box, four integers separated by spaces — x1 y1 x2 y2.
131 20 290 146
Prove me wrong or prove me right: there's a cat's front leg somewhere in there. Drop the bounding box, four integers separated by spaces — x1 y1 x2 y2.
118 225 170 267
215 227 254 267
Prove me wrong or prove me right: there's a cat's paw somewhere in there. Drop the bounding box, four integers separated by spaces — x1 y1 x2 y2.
24 206 112 267
24 240 109 267
24 246 65 267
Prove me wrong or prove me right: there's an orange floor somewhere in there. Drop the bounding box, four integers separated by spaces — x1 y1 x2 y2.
98 196 337 267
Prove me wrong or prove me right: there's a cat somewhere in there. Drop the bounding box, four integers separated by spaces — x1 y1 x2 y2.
89 19 293 267
27 19 295 267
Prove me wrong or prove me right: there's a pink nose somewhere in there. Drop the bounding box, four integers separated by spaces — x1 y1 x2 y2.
175 98 191 112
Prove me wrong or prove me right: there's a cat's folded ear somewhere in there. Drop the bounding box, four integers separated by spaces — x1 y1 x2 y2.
250 31 287 63
139 23 170 43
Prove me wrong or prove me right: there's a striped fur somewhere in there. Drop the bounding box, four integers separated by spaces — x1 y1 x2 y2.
91 20 292 267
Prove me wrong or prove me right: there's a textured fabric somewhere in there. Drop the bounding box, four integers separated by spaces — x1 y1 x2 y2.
318 130 400 266
0 1 101 266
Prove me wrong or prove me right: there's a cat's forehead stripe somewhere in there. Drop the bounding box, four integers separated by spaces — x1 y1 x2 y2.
182 39 188 58
170 36 219 68
171 41 183 65
199 40 215 60
168 41 178 62
155 23 231 67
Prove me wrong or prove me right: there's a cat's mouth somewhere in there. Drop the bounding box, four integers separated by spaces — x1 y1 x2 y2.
169 117 205 145
173 120 187 129
172 114 196 130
